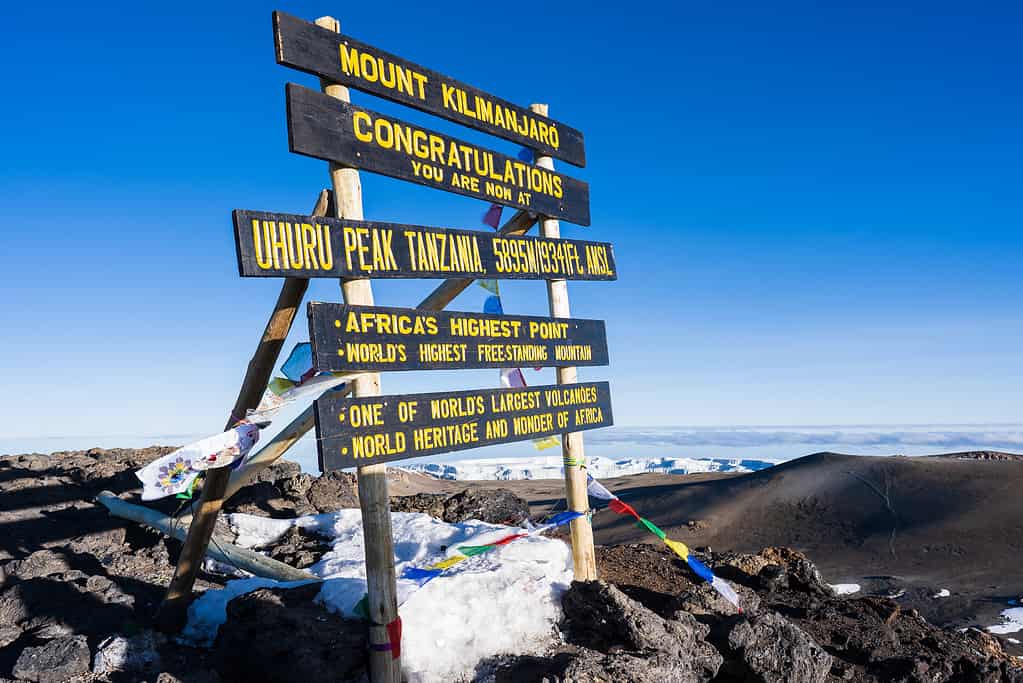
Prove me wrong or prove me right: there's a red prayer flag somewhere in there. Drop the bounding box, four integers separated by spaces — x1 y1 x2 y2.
608 498 641 519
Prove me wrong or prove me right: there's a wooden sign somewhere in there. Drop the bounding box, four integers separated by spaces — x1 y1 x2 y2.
308 303 609 372
315 381 613 470
234 209 616 280
273 11 586 167
286 83 591 226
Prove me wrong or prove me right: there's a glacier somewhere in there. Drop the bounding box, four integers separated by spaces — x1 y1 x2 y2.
400 455 776 481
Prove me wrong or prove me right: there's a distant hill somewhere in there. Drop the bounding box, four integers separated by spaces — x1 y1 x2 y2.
429 450 1023 632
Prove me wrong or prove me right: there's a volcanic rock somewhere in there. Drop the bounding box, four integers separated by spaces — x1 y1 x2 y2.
12 635 91 682
213 583 366 683
390 488 530 524
722 611 832 682
560 581 722 680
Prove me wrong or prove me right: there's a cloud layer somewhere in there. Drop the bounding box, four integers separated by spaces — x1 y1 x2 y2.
585 425 1023 451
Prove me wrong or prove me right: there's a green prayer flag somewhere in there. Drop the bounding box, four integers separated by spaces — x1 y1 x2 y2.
353 593 370 621
638 517 667 540
456 544 495 557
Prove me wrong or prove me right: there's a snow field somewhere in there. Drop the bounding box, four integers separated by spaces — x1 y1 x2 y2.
183 510 573 682
988 607 1023 635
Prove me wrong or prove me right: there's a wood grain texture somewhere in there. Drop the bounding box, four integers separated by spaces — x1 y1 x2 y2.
315 382 614 471
308 302 609 372
314 15 399 683
286 83 591 226
532 102 599 582
274 10 585 167
234 210 615 280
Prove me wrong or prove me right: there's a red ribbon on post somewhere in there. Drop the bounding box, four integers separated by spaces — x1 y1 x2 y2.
386 617 403 659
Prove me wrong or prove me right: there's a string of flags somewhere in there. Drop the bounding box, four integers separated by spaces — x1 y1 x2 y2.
586 474 741 610
348 509 582 659
398 510 583 589
135 342 350 501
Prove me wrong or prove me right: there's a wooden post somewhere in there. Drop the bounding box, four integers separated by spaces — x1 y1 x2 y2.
155 190 330 632
531 103 598 581
315 16 399 683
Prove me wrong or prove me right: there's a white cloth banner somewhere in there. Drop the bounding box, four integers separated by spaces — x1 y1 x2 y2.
247 373 352 423
135 424 260 501
586 474 617 501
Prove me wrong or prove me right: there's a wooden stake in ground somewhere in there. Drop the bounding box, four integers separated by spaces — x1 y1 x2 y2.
531 103 599 581
155 190 329 632
315 16 400 683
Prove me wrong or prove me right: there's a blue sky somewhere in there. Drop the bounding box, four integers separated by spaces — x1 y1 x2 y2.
1 1 1020 448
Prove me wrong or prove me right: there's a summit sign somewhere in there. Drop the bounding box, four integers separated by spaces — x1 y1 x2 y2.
274 11 586 166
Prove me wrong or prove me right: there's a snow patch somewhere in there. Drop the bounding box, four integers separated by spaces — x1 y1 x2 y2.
402 455 775 481
187 510 573 682
987 607 1023 635
829 583 861 595
932 588 951 598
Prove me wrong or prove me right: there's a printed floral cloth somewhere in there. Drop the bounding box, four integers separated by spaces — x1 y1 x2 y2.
135 424 260 500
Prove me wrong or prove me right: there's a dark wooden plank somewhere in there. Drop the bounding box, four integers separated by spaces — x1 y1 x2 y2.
315 382 613 470
234 209 616 280
273 11 586 167
308 303 609 372
286 83 591 226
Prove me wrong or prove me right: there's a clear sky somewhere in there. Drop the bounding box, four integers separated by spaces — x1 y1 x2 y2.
1 1 1020 445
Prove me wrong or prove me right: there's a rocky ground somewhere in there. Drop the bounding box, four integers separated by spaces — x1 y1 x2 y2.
1 447 1021 682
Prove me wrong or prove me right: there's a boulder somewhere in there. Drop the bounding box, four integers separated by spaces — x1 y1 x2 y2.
440 488 529 524
265 526 331 569
3 550 74 581
560 650 714 683
722 611 833 683
674 580 761 618
250 460 302 484
306 471 360 513
213 584 366 683
92 630 164 675
390 492 447 519
561 581 721 681
12 635 91 682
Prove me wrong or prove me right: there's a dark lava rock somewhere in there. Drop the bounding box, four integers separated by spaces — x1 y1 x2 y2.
440 488 529 524
558 650 712 683
675 580 761 618
213 583 366 683
265 526 331 569
722 611 832 683
390 492 447 518
12 635 91 682
717 547 833 597
390 487 530 524
250 460 303 484
306 471 360 513
561 581 722 681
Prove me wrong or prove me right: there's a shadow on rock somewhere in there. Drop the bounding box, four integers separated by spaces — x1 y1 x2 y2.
213 583 366 683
